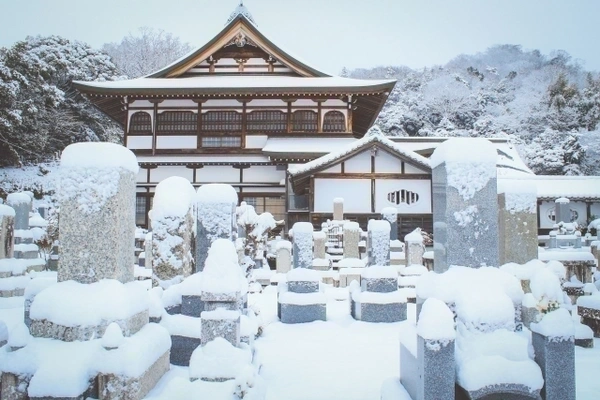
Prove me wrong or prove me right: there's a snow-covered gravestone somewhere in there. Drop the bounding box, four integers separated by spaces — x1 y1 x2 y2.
6 192 31 231
276 240 292 274
145 232 153 270
0 204 15 259
312 231 329 271
381 207 398 241
431 138 499 272
292 222 313 269
498 181 538 265
333 197 344 221
279 267 326 323
343 221 361 259
351 266 406 322
195 184 238 272
399 298 455 400
57 143 138 283
150 177 196 289
404 228 424 266
554 197 571 224
367 219 390 266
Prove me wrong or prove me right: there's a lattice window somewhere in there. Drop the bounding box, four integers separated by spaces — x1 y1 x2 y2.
243 196 286 221
202 111 242 132
156 111 197 134
201 136 242 148
135 195 148 226
129 112 152 134
247 110 287 132
323 111 346 132
292 110 318 132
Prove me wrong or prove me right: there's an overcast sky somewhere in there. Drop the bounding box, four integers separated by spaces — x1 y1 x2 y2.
1 0 598 74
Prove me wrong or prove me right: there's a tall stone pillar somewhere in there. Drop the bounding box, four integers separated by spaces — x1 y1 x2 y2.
333 198 344 221
431 138 499 272
58 142 138 283
292 222 313 269
343 222 361 259
381 207 398 241
195 184 238 272
404 228 424 266
554 197 571 224
0 205 15 259
367 219 390 266
498 181 538 264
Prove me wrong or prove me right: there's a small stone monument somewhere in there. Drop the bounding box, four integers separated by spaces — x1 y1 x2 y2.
195 184 238 272
279 268 326 323
292 222 313 269
350 266 406 322
404 228 424 266
498 181 538 264
431 138 499 272
381 207 398 241
554 197 571 224
312 231 330 271
343 221 361 259
367 219 390 266
276 240 292 274
150 176 195 289
333 197 344 221
0 204 15 259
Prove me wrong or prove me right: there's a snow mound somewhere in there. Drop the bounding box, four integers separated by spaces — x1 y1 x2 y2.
417 298 455 341
61 142 139 173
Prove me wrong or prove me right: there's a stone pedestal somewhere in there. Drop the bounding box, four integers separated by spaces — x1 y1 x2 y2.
351 266 406 322
404 229 424 266
201 309 241 347
431 138 499 272
498 186 538 265
279 268 326 323
292 222 313 269
532 332 576 400
313 231 326 259
343 222 361 259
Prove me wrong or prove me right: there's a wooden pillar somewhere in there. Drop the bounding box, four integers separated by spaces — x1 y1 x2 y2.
196 101 202 149
242 101 247 148
317 101 323 133
152 101 158 155
287 101 292 133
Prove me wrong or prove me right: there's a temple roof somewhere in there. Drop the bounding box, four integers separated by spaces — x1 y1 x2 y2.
226 2 257 27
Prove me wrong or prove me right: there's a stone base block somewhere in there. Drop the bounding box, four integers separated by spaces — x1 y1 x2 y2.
578 306 600 337
521 306 541 330
0 287 25 298
181 295 205 318
1 373 30 400
170 335 202 366
166 304 181 315
279 302 326 324
203 301 239 312
29 310 149 342
361 277 397 293
200 311 240 347
575 338 594 348
98 350 170 400
532 332 575 400
457 383 541 400
339 269 362 288
14 236 33 245
354 301 407 323
14 250 39 259
287 280 319 293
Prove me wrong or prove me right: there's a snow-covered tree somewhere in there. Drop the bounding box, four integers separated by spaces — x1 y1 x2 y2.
103 27 193 78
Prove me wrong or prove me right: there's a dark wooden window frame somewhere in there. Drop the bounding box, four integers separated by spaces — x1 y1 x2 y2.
247 110 287 133
156 111 198 135
292 110 318 133
201 111 243 133
129 111 153 135
323 110 346 132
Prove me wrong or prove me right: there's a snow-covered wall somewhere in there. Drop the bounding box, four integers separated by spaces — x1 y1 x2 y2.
314 179 370 213
375 180 431 214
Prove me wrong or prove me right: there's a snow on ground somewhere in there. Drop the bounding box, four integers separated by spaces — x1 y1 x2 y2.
1 285 599 399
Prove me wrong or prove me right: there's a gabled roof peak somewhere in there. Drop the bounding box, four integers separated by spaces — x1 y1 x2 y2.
226 1 257 27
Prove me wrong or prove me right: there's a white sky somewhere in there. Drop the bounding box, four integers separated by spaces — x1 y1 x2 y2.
1 0 598 74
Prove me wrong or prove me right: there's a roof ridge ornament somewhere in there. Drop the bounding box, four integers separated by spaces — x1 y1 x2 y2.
226 0 258 27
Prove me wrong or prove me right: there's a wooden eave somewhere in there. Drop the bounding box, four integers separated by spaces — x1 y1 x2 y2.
289 141 432 194
147 15 329 78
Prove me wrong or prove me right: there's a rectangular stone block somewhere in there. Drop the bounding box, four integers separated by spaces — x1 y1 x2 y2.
203 301 239 312
287 280 320 293
361 277 397 293
498 191 538 265
0 212 14 259
280 303 326 324
418 335 455 400
200 310 240 347
356 302 406 323
400 342 418 400
532 331 576 400
181 295 205 318
170 335 202 366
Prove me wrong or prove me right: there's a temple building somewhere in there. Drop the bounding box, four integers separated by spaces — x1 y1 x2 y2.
74 3 600 236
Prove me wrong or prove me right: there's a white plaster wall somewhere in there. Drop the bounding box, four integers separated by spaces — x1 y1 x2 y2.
204 99 242 107
322 99 346 106
404 163 428 174
294 99 317 107
241 187 285 193
160 99 198 108
374 150 402 173
150 166 193 183
243 166 285 183
247 99 287 107
136 168 148 183
246 136 269 149
314 179 371 213
322 164 341 173
130 100 154 107
196 166 240 183
344 151 372 173
375 180 432 214
156 136 197 149
127 136 152 150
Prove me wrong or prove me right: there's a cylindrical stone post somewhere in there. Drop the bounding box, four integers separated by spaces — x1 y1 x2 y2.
554 197 571 224
343 222 361 259
431 138 499 272
292 222 313 269
367 220 390 266
6 193 31 231
333 198 344 221
58 142 138 284
498 181 538 264
276 241 292 274
0 205 15 259
313 231 326 259
404 228 424 266
381 207 398 241
195 184 238 272
150 177 195 289
548 231 557 249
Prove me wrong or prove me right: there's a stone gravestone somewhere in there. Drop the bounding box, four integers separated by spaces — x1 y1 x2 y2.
333 197 344 221
195 184 238 272
0 205 15 259
554 197 571 224
6 192 31 231
343 221 361 259
150 176 195 289
381 207 398 241
367 219 390 266
404 228 424 266
431 138 499 272
276 240 292 274
145 232 153 270
292 222 313 269
498 181 538 264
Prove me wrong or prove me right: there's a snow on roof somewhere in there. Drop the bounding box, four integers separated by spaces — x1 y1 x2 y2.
288 133 430 176
136 155 271 164
262 138 357 154
61 142 139 174
499 175 600 200
430 138 497 168
74 76 395 92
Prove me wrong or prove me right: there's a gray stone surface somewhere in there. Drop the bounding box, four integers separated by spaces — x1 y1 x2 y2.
418 336 455 400
29 310 149 342
355 302 406 323
181 295 205 318
0 211 14 259
293 226 313 269
98 350 170 400
313 233 326 259
280 303 326 324
145 233 153 270
405 241 424 266
361 277 397 293
554 198 571 224
367 222 390 266
203 301 239 312
343 225 361 259
1 373 32 400
276 244 292 273
532 331 576 400
58 169 136 284
7 194 31 231
432 162 499 272
333 199 344 221
498 192 538 265
521 306 540 330
459 383 541 399
170 335 201 366
200 312 240 347
382 210 398 241
287 280 320 294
